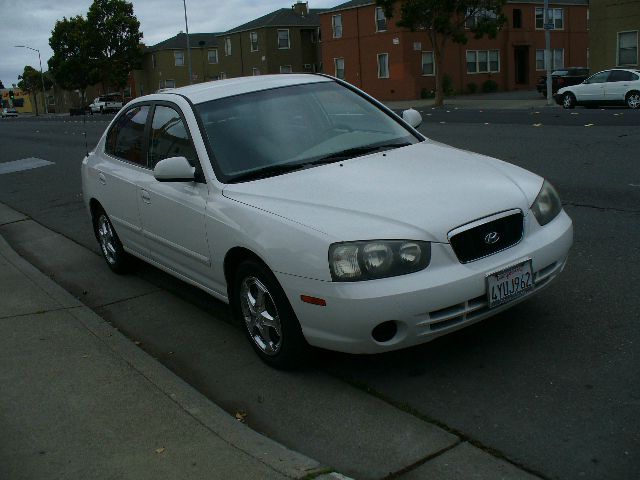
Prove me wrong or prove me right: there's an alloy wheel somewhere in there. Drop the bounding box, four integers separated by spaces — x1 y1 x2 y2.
627 93 640 109
97 214 117 265
240 276 283 356
562 94 574 109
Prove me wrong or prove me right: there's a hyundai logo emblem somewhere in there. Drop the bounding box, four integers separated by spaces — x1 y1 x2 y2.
484 231 500 245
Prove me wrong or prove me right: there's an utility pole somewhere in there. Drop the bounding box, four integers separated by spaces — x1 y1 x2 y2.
544 0 552 106
183 0 193 85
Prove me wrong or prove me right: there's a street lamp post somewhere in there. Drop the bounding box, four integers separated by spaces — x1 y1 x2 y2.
14 45 48 115
182 0 193 85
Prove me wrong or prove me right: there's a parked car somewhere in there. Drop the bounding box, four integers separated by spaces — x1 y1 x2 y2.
555 68 640 109
1 107 18 118
536 68 589 96
82 74 573 368
89 95 123 114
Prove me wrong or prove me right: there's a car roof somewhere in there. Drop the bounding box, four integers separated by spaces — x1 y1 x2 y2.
146 74 333 105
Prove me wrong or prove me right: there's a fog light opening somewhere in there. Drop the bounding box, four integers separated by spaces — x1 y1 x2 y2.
371 321 398 343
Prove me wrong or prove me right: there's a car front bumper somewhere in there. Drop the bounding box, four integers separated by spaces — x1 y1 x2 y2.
276 210 573 354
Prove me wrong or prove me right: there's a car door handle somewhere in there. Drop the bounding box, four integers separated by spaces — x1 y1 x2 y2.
98 172 106 185
141 190 151 204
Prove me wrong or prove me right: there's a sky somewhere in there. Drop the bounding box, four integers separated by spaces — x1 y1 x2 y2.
0 0 339 88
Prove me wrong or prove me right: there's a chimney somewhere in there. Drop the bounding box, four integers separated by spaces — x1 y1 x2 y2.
292 1 308 17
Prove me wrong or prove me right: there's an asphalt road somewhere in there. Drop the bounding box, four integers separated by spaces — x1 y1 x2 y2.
1 109 639 479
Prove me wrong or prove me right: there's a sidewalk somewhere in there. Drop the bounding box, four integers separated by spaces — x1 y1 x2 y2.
385 89 558 110
0 220 336 479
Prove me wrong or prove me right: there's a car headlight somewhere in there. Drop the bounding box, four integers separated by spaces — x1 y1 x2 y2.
329 240 431 281
531 180 562 226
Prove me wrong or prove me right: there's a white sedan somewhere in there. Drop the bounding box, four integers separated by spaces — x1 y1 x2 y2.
82 74 573 368
555 68 640 109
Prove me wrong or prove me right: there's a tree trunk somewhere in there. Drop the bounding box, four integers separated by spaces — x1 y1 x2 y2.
431 32 445 107
32 93 39 116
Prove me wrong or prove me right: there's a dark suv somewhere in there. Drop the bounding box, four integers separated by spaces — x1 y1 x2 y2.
537 68 590 96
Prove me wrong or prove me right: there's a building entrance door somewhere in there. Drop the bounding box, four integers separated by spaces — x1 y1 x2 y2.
514 46 529 85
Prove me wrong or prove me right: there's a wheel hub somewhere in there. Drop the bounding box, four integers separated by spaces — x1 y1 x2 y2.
97 215 117 265
240 277 282 356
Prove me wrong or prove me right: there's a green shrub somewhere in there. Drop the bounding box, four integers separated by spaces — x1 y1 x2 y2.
481 79 499 93
442 74 455 96
466 82 478 94
420 88 435 99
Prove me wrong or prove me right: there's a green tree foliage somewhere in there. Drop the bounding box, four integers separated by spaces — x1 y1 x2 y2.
48 16 97 105
87 0 143 91
376 0 506 106
17 65 54 115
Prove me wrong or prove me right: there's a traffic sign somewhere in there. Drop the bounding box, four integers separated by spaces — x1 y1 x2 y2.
544 22 554 30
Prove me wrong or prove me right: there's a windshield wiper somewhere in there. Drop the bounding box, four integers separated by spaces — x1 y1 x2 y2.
227 163 306 183
308 142 412 165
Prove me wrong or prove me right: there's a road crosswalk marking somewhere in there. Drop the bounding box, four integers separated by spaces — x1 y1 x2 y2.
0 158 54 175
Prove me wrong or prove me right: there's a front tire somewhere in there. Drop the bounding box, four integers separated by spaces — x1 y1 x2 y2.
232 260 310 369
626 91 640 109
93 209 130 274
562 92 576 109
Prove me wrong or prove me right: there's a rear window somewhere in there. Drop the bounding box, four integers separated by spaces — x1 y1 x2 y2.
552 70 569 76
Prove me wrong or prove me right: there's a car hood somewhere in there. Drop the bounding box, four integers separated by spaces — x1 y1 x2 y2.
222 141 543 243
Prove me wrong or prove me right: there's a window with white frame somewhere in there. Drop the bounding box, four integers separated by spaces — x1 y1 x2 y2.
377 53 389 78
165 79 176 88
278 29 290 49
465 8 497 29
334 57 345 79
421 51 434 75
618 31 638 66
174 51 184 66
332 15 343 38
208 48 218 64
535 49 564 70
466 50 500 73
375 7 387 31
535 7 563 30
250 32 259 52
280 65 292 74
225 37 232 56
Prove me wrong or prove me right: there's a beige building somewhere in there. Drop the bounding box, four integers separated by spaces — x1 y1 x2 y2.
136 2 325 94
589 0 640 72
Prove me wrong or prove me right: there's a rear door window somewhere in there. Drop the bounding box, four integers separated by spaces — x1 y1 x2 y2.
105 105 151 166
608 70 634 82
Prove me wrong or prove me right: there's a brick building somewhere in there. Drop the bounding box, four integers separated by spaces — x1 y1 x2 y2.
319 0 589 100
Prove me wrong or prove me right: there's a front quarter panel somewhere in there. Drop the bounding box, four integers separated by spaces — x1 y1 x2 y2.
206 193 335 290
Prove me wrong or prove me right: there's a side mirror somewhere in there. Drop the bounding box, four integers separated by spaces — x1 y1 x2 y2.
153 156 195 182
582 79 588 84
402 108 422 128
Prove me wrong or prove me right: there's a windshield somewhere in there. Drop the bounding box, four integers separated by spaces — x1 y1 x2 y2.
195 81 421 182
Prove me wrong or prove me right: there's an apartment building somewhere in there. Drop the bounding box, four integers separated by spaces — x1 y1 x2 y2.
320 0 589 100
219 2 325 78
589 0 640 73
138 2 324 94
139 32 222 95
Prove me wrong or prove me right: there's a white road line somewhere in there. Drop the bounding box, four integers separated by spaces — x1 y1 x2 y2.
0 158 54 175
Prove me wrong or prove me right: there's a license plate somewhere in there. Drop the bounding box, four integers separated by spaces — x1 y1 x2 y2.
486 260 534 308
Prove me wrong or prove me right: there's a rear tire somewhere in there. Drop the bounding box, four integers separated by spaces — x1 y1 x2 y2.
562 92 576 109
93 208 130 274
231 259 310 369
626 91 640 109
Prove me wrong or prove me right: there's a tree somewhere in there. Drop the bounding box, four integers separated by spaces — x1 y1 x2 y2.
376 0 506 106
87 0 143 94
48 16 98 107
17 65 53 116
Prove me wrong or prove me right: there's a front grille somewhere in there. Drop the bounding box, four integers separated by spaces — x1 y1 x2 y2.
449 211 523 263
